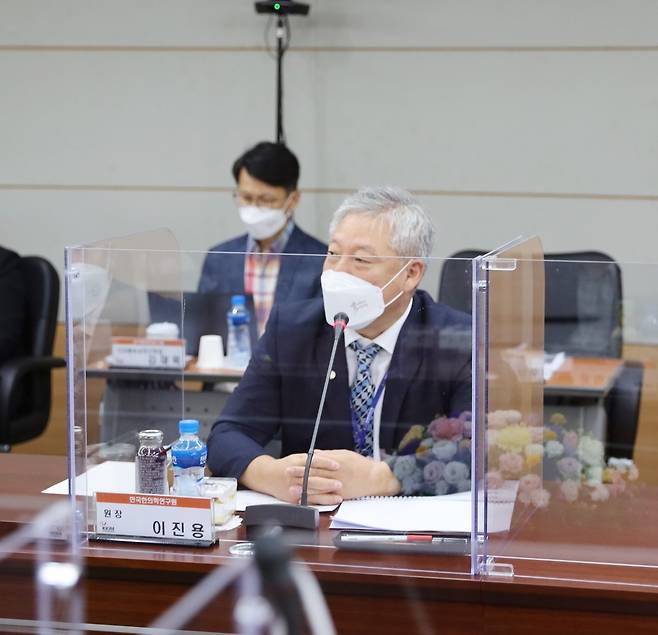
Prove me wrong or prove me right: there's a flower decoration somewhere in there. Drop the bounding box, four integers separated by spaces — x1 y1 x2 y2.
486 409 638 508
383 412 472 496
384 409 639 505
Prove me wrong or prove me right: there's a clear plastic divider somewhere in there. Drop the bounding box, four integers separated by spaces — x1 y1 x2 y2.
65 229 184 536
64 237 479 577
46 226 658 626
479 244 658 588
473 236 545 576
0 495 82 633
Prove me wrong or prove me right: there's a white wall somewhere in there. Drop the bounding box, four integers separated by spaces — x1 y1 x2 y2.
1 1 658 336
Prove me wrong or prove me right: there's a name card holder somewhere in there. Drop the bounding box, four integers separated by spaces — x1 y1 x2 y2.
94 492 215 547
110 337 186 369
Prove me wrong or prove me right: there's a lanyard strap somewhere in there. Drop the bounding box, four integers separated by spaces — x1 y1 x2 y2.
351 371 388 454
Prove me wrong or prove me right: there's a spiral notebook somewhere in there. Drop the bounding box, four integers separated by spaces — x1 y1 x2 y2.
329 482 518 534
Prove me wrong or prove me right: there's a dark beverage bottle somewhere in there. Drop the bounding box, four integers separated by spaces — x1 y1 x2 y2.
135 429 167 494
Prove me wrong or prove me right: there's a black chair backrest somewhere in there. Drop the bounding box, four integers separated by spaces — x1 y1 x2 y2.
437 249 483 318
19 256 60 358
544 252 621 358
438 250 622 358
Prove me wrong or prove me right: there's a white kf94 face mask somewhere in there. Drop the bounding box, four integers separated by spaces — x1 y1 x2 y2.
239 202 289 241
321 261 410 330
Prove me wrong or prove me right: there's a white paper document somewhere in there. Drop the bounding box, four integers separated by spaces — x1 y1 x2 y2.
42 461 136 496
330 482 518 534
543 351 566 381
42 461 338 513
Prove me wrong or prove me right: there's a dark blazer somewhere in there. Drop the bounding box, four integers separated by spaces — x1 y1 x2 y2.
0 246 27 365
198 224 327 304
207 290 472 479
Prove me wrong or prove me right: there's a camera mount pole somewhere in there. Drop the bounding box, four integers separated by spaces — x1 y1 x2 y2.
276 15 285 143
255 1 310 144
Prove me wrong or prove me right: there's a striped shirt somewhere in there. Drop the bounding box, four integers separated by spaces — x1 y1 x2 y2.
244 220 295 336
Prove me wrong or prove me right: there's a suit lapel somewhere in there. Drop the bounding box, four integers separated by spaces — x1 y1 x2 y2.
313 322 352 448
379 296 425 451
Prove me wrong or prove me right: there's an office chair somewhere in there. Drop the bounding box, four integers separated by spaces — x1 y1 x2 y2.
438 249 642 459
0 256 66 451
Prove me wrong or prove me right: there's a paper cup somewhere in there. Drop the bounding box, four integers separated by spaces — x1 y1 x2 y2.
197 334 224 369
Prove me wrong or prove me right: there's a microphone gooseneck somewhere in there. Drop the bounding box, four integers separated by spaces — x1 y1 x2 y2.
243 313 349 529
300 313 349 506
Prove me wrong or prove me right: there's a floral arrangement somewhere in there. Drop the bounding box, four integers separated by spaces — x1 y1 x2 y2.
488 410 639 508
382 412 473 496
384 410 639 506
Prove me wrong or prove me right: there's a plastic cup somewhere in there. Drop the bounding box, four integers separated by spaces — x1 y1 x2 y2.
200 477 237 525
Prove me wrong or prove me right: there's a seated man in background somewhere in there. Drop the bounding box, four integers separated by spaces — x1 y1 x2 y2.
207 186 471 504
198 141 327 336
0 245 26 365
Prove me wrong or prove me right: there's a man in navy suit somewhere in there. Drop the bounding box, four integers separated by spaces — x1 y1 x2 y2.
198 142 326 336
207 187 471 504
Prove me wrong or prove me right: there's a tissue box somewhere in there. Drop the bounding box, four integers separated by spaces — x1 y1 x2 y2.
111 336 186 369
200 477 237 525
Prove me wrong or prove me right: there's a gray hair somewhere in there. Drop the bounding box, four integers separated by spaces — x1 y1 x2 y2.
329 186 435 258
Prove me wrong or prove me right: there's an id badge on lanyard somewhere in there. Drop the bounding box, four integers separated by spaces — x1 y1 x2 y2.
351 371 388 455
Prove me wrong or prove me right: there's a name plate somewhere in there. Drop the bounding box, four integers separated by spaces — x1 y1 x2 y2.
95 492 215 546
111 337 186 369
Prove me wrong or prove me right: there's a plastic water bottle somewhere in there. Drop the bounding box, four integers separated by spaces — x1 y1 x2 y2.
226 294 252 368
171 419 207 496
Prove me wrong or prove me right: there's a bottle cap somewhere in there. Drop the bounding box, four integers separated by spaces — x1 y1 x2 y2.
179 419 199 434
231 295 246 306
138 429 164 442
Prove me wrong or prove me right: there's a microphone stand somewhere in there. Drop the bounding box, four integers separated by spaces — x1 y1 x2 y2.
245 314 348 530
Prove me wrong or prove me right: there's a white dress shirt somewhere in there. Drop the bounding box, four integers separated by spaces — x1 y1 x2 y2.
343 299 413 461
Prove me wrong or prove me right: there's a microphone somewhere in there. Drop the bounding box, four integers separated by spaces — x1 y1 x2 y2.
244 312 349 530
300 313 348 507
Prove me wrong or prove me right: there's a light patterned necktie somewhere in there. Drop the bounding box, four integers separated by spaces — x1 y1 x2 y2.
349 341 382 457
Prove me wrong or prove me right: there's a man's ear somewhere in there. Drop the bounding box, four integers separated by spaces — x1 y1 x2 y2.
404 259 425 291
287 190 301 212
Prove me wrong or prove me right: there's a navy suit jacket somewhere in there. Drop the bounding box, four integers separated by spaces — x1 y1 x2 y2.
207 290 472 479
198 224 327 304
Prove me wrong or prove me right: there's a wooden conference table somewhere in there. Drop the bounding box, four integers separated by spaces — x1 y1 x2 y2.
544 356 624 444
2 454 658 634
87 355 625 446
87 355 624 394
544 356 623 398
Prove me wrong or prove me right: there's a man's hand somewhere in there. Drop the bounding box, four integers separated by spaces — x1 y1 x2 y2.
286 449 401 500
240 453 343 505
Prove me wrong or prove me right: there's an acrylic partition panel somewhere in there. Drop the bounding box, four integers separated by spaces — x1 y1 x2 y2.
481 250 658 588
65 228 184 535
64 241 479 578
0 495 82 633
473 236 545 576
0 495 326 635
